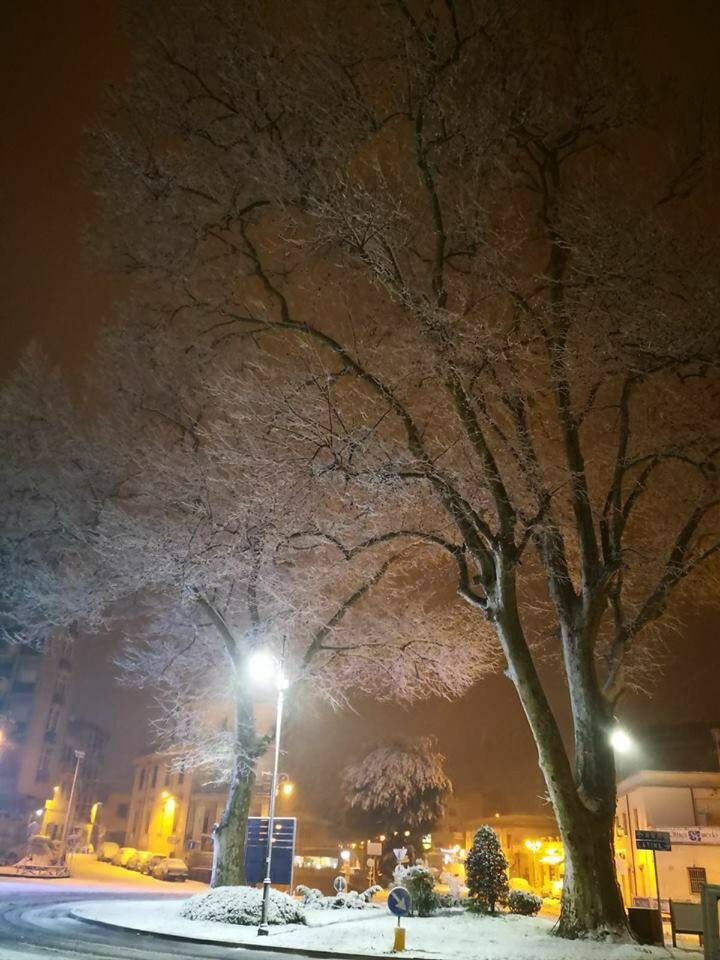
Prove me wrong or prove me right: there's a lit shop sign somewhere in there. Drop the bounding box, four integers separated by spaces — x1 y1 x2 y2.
654 826 720 845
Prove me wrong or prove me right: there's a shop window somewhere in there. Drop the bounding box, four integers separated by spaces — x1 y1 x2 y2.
688 866 707 894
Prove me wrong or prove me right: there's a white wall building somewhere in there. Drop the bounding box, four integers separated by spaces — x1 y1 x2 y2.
615 769 720 907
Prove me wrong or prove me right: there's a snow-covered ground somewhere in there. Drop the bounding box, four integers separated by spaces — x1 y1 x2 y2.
72 896 688 959
0 853 207 895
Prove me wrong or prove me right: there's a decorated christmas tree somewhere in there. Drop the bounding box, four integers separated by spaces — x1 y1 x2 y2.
465 825 509 915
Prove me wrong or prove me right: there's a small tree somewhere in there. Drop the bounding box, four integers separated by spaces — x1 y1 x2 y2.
465 826 509 916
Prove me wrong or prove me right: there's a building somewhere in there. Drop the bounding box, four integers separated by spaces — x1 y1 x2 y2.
615 769 720 908
38 717 109 845
0 635 74 855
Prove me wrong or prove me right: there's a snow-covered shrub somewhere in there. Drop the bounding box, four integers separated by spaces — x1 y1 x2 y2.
507 889 542 916
180 886 306 926
295 885 325 906
297 884 382 910
394 864 437 917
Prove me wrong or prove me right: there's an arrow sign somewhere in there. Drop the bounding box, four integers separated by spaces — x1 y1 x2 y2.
388 886 412 917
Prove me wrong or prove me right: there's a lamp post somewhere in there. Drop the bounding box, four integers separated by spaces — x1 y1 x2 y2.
247 650 288 937
60 749 85 864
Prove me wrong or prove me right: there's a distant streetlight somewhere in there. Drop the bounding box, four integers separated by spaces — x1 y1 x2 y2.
247 648 288 937
280 779 294 798
610 727 633 754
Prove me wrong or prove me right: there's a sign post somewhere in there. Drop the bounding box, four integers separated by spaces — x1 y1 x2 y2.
388 885 411 952
635 830 671 914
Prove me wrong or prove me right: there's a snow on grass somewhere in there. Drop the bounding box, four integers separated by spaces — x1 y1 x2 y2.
72 896 678 959
180 885 305 925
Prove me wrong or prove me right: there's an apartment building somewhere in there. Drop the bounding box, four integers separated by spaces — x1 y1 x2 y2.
0 635 109 856
615 769 720 907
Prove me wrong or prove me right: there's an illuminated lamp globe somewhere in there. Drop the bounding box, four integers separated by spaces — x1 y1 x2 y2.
610 727 633 753
246 650 278 685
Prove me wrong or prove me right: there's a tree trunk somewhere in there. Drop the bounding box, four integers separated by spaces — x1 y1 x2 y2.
211 759 255 887
552 791 626 937
494 578 629 939
211 694 262 888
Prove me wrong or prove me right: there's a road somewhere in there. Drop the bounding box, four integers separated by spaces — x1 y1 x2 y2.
0 857 292 960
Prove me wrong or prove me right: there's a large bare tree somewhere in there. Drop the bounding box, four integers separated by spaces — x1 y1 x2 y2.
6 0 720 938
0 331 490 885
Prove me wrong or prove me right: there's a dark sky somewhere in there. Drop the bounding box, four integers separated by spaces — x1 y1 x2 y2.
2 1 720 816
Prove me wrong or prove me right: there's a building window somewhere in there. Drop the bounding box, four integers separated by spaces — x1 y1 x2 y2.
178 768 185 785
164 766 172 786
117 803 129 819
150 765 158 788
688 867 707 894
138 767 146 789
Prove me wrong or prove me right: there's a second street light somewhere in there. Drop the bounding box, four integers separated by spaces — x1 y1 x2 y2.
246 648 288 937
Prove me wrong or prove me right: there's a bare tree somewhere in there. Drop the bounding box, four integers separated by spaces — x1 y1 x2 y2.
0 330 493 886
80 0 720 937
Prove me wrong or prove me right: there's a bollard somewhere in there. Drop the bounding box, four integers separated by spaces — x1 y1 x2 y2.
393 925 406 952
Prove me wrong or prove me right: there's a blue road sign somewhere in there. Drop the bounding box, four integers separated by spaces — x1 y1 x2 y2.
244 817 296 885
635 830 671 852
388 886 412 917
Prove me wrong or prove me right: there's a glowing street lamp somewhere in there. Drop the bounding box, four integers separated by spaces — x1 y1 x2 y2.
247 648 288 937
610 726 633 754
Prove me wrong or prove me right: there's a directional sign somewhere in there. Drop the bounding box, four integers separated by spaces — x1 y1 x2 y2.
244 817 296 884
333 875 347 893
388 886 412 917
635 830 671 852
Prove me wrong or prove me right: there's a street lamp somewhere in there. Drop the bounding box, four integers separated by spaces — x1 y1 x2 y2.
60 750 85 865
524 839 542 890
610 726 633 754
247 649 288 937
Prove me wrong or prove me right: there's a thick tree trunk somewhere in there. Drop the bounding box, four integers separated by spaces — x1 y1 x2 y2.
211 692 262 888
493 576 629 939
211 760 255 887
555 795 628 938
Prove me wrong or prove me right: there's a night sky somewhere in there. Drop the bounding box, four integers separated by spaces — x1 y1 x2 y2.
2 0 720 822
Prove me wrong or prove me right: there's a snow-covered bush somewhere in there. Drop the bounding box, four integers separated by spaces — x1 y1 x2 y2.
507 890 542 916
180 886 306 926
394 864 437 917
296 885 382 910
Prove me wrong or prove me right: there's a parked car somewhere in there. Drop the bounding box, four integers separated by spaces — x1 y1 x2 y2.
97 841 120 863
152 857 189 882
126 850 154 871
111 846 137 867
139 853 165 876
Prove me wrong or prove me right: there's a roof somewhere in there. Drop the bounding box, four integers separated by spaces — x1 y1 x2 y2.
618 769 720 794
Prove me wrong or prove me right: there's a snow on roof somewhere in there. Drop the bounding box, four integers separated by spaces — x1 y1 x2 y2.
617 769 720 793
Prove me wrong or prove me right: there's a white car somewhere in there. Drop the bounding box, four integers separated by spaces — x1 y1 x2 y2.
152 857 188 881
97 841 120 862
111 846 137 867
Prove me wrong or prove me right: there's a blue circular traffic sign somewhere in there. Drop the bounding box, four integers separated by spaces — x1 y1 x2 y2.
388 886 412 917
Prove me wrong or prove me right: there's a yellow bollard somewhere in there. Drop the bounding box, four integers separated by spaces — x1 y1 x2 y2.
393 925 406 952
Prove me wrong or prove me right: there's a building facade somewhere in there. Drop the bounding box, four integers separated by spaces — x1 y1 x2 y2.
615 769 720 907
0 635 74 855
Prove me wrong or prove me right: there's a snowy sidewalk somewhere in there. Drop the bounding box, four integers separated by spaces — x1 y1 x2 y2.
71 897 689 960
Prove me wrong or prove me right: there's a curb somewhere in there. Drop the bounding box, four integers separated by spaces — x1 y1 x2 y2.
70 909 390 960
